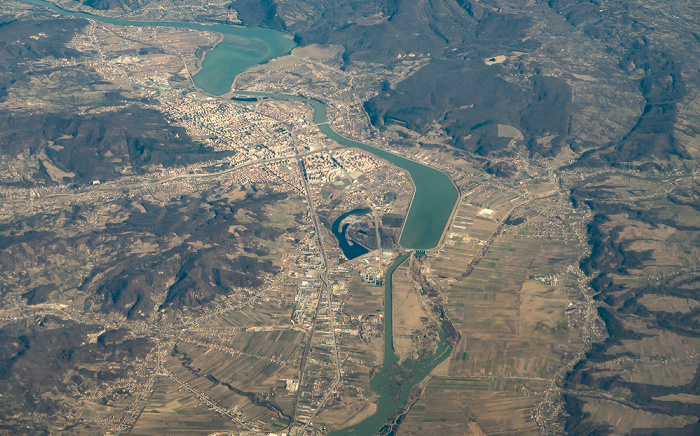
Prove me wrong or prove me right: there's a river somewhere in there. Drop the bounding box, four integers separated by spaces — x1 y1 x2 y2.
24 2 456 432
23 0 295 96
25 0 458 249
329 253 452 436
233 92 459 250
256 88 457 432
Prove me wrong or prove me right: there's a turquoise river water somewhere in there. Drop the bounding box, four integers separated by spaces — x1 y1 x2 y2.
233 92 459 250
329 253 452 436
24 0 295 96
23 2 457 433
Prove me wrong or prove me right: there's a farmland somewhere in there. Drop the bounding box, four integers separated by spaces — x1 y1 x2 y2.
397 181 592 434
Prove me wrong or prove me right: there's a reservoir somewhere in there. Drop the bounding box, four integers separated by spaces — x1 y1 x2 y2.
331 208 372 260
23 0 295 96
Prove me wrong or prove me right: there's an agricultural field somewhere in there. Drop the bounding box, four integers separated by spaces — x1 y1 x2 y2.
398 378 540 435
392 261 439 363
310 274 387 430
164 334 299 432
2 0 700 433
404 183 588 434
130 378 240 435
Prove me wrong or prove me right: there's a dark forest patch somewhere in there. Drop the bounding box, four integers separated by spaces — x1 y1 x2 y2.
365 60 570 157
0 316 150 433
0 109 232 186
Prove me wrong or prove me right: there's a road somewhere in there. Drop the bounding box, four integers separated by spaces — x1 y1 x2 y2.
289 130 343 435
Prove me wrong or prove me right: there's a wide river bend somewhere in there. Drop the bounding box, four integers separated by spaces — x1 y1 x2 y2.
22 1 457 432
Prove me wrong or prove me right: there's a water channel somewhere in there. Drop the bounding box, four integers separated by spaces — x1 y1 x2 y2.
25 2 457 432
329 253 452 436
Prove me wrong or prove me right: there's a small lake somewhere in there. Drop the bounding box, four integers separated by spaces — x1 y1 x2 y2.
24 0 295 96
331 208 372 260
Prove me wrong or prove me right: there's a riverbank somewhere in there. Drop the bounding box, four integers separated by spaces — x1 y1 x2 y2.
232 91 459 250
23 0 295 97
330 252 452 435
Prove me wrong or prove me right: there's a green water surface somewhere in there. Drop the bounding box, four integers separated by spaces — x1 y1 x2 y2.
234 92 460 250
23 5 457 430
25 0 457 248
24 0 295 95
330 253 452 435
